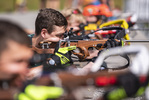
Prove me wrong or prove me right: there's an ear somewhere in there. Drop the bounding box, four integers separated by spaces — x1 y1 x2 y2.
41 28 48 39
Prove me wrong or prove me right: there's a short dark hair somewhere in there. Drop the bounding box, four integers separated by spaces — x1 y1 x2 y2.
0 20 30 55
35 8 68 36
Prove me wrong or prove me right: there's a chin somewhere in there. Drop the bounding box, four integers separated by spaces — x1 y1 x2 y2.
9 75 25 88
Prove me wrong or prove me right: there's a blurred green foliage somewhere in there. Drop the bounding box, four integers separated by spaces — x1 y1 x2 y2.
114 0 123 10
0 0 14 12
0 0 123 12
60 0 66 10
0 0 40 12
27 0 40 10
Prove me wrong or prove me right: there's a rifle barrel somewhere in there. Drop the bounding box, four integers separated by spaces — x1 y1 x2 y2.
124 40 149 42
129 29 149 31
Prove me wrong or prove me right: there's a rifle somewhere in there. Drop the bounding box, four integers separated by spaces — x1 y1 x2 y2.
33 27 127 61
0 89 17 100
31 42 57 54
58 27 127 61
73 22 128 39
99 19 131 40
69 26 126 40
129 28 149 31
33 39 121 61
36 70 148 90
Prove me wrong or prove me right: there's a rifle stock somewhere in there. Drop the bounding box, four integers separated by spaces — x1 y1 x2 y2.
31 42 57 54
32 46 55 54
59 39 121 60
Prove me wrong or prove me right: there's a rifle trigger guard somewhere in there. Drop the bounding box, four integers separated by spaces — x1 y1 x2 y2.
72 47 89 61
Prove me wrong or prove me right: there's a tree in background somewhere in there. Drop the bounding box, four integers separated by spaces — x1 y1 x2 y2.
15 0 27 12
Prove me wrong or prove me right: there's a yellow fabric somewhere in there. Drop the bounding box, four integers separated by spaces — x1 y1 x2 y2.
55 52 70 64
58 46 76 54
99 19 129 29
107 88 127 100
18 93 32 100
124 34 130 45
135 87 146 96
124 34 130 40
18 85 63 100
84 24 98 30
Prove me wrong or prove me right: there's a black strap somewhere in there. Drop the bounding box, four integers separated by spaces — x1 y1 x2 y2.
114 29 126 39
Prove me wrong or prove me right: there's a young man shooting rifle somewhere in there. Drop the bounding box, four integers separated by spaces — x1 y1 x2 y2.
0 20 66 100
0 20 33 99
29 8 123 76
29 8 76 71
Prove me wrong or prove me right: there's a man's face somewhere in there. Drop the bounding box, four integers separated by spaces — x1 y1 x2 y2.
0 41 33 80
43 26 66 42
